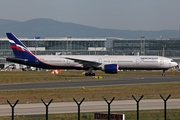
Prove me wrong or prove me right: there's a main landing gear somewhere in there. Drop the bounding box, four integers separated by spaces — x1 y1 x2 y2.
85 67 96 76
85 72 95 76
162 69 166 76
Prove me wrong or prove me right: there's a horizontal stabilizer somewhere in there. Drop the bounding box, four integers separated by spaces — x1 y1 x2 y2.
6 57 27 64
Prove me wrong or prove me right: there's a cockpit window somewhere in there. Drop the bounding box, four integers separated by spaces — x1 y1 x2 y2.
171 60 174 62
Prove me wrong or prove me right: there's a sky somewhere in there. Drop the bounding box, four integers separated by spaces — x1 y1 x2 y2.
1 0 180 30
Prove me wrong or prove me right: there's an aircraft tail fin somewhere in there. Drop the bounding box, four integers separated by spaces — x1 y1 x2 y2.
6 33 27 49
6 33 36 60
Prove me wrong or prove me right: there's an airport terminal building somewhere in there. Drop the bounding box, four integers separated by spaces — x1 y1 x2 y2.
0 36 180 68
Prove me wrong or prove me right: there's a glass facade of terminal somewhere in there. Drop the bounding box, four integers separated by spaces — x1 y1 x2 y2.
0 38 106 58
1 38 180 64
112 39 180 57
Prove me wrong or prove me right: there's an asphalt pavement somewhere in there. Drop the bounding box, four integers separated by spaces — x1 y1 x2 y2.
0 76 180 90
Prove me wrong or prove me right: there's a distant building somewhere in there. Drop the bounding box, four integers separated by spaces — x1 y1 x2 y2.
1 37 180 66
112 38 180 57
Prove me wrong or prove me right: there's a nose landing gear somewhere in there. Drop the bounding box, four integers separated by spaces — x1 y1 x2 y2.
162 69 166 76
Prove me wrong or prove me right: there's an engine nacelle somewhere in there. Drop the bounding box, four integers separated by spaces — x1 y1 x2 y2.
103 64 118 74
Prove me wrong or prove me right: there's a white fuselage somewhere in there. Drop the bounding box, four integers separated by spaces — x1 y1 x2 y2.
36 55 177 70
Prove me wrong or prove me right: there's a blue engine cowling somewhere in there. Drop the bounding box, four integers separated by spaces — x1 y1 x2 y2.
104 64 118 74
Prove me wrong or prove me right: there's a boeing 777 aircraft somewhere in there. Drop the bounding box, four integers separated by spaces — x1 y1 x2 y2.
6 33 178 76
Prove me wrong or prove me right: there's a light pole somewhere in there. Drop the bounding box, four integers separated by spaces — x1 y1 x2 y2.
162 45 166 56
179 20 180 38
94 44 97 55
35 44 38 55
140 35 145 55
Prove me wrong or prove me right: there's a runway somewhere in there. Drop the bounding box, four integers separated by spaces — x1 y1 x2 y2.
0 76 180 90
0 99 180 117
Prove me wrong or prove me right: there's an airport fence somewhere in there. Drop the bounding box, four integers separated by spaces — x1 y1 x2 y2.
1 94 179 120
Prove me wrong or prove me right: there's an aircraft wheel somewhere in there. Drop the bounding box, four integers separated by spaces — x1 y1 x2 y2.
91 73 95 76
85 73 95 76
85 73 89 76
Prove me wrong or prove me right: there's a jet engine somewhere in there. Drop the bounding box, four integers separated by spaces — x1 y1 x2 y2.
103 64 118 74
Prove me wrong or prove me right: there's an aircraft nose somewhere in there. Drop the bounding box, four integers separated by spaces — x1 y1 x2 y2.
174 62 178 68
176 64 179 68
171 62 178 68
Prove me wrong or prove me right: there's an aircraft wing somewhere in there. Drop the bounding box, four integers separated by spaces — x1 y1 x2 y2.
65 57 101 67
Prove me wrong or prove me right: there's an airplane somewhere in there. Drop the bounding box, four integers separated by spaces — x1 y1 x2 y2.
6 33 178 76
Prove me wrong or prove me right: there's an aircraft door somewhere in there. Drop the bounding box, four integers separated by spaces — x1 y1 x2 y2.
98 58 102 63
160 59 164 65
136 59 139 65
66 60 70 64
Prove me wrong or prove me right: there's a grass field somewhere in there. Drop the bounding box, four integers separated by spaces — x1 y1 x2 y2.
1 82 180 104
0 70 179 84
0 70 180 119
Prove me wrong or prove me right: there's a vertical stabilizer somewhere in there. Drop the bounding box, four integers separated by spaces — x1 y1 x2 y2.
6 33 36 61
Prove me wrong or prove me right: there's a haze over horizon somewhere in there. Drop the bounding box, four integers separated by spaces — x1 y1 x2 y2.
0 0 180 31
